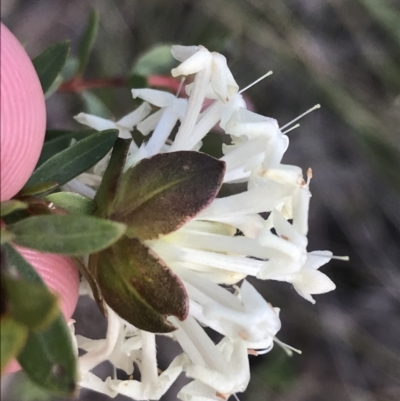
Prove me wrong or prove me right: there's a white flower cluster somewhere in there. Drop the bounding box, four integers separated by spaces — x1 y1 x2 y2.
72 45 336 401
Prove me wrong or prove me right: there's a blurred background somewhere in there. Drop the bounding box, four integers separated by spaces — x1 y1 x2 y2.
2 0 400 400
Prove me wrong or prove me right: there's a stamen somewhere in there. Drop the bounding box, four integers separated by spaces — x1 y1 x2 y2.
282 123 300 135
307 167 313 184
280 104 321 130
239 71 273 94
311 252 349 261
231 393 241 401
274 337 302 356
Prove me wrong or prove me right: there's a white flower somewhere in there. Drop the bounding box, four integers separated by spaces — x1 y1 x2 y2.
170 316 250 396
125 88 188 167
77 308 185 400
105 333 184 400
171 45 238 102
257 209 335 303
68 43 338 401
187 278 281 351
291 251 335 303
73 102 153 179
250 164 312 235
169 45 240 152
74 102 152 139
221 108 289 183
178 380 226 401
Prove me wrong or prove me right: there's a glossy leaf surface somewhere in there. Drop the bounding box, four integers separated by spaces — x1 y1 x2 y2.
37 130 93 167
32 41 70 94
17 182 59 198
25 129 118 189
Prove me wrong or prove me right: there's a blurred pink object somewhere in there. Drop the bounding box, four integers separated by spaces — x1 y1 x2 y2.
14 247 80 320
1 24 79 375
0 23 46 201
4 247 80 374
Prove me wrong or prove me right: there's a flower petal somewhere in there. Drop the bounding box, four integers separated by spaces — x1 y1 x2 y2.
74 113 117 131
132 88 176 108
171 46 213 76
292 268 336 303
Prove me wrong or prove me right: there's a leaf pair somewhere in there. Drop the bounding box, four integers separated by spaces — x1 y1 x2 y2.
2 128 124 254
1 134 125 256
90 139 226 333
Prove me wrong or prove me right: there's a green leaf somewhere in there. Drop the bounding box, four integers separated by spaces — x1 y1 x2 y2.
3 244 44 284
81 90 113 119
37 130 93 167
45 129 76 142
45 192 96 215
61 57 79 82
18 317 77 397
131 44 176 76
110 151 226 241
2 244 77 396
7 215 126 255
0 228 15 244
94 138 131 218
17 182 59 198
1 317 28 373
0 200 28 217
44 75 64 99
78 9 100 75
32 41 70 94
91 235 188 333
24 129 118 189
4 276 59 331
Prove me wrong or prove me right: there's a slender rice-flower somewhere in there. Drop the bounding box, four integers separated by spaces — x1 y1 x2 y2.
70 44 335 400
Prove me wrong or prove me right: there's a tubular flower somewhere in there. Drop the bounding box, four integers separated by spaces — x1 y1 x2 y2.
70 44 335 400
